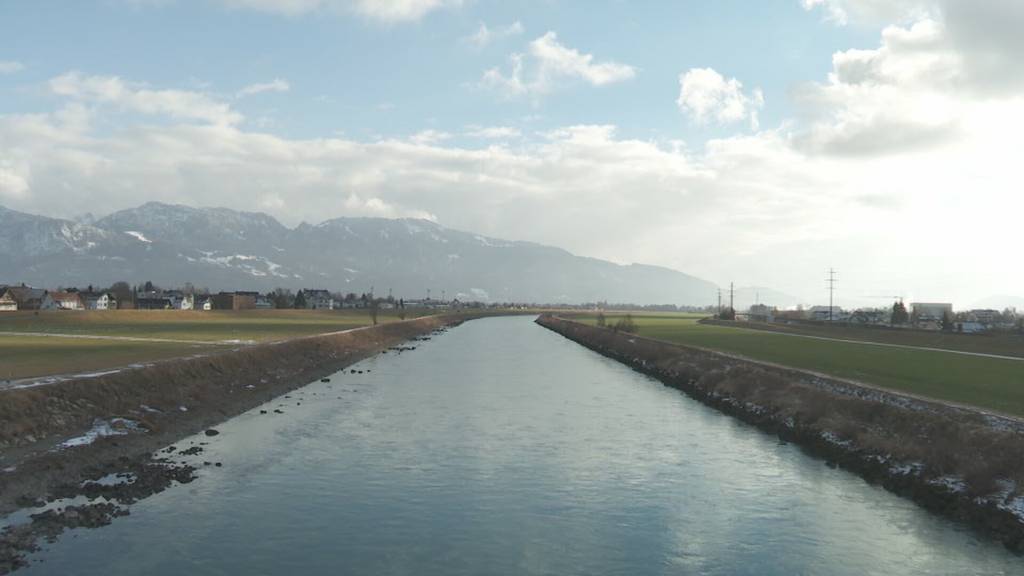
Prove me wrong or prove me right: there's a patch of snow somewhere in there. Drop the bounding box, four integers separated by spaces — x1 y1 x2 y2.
474 235 511 248
60 418 143 449
2 466 16 473
927 475 968 494
178 406 188 413
124 230 152 243
72 369 122 379
820 431 853 448
82 473 136 488
344 267 360 274
139 404 162 414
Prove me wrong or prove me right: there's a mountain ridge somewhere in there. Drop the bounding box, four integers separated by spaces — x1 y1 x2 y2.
0 202 719 305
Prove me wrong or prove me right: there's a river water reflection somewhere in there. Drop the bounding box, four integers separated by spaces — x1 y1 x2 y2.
21 316 1023 575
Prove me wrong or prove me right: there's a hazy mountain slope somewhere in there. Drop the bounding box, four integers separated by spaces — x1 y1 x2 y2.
0 203 719 305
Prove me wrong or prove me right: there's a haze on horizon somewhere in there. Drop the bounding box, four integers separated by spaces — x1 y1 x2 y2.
1 0 1022 309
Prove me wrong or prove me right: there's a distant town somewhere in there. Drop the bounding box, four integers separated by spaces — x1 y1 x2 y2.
2 280 1020 335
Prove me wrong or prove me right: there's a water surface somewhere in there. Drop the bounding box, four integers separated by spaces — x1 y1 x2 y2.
20 316 1023 575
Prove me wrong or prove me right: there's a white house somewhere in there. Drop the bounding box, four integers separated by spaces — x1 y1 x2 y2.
81 292 116 310
41 291 85 310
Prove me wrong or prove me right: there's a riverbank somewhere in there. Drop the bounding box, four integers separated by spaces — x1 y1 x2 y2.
0 313 464 510
537 314 1024 552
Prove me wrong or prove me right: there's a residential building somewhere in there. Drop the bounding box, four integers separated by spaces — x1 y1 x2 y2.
299 289 335 310
136 297 175 310
968 309 1000 326
747 303 774 323
0 286 46 310
41 291 85 310
211 291 258 310
911 303 953 328
80 291 117 310
808 305 845 322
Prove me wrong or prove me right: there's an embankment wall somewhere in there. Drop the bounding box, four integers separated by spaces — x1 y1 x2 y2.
537 314 1024 551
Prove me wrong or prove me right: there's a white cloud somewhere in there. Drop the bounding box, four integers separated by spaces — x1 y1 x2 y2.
481 31 636 99
220 0 461 21
677 68 764 129
0 61 24 74
408 129 452 144
237 78 291 97
463 21 524 48
49 72 243 125
464 125 521 139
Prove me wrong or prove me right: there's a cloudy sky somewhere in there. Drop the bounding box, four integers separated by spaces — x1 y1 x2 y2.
1 0 1022 307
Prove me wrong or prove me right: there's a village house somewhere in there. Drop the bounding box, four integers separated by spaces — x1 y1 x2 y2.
747 303 774 323
41 291 85 310
808 305 846 322
211 291 258 310
299 289 335 310
135 296 175 310
847 308 889 325
0 286 46 310
80 291 117 310
911 302 953 330
968 309 1001 326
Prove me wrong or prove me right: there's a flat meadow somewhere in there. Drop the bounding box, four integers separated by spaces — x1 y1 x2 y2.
570 312 1024 418
0 309 428 380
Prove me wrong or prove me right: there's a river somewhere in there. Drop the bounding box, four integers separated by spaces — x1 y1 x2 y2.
19 316 1023 575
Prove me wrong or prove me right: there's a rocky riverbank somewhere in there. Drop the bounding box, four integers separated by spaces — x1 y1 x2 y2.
537 314 1024 552
0 315 466 573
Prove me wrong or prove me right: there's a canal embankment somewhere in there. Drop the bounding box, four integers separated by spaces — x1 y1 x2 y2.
536 314 1024 552
0 314 466 516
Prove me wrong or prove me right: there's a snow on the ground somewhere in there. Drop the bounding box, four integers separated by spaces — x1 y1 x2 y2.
60 418 143 449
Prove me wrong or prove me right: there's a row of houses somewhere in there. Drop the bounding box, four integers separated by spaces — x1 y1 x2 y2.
756 301 1016 332
0 285 426 312
0 286 117 311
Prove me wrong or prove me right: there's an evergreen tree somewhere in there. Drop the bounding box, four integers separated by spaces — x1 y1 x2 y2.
294 290 307 309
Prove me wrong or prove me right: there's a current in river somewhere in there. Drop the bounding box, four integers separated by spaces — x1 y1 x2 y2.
19 316 1024 575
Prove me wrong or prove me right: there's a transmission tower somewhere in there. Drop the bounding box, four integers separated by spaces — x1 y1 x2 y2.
826 268 837 322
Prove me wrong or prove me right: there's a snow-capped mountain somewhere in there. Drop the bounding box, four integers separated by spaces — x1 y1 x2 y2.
0 202 719 305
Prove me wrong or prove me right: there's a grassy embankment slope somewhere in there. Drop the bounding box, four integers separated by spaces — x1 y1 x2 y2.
0 309 431 380
571 313 1024 418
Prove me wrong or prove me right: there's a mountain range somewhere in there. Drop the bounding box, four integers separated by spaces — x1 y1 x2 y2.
0 202 721 305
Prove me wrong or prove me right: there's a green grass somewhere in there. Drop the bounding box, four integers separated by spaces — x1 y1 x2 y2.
0 309 431 343
0 309 437 380
573 313 1024 417
0 335 210 381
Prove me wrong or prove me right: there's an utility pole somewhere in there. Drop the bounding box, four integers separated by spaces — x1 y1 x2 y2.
826 268 837 322
717 289 722 316
427 288 431 301
729 282 734 314
442 289 446 303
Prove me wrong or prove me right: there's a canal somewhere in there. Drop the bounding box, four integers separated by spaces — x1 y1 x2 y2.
19 316 1023 574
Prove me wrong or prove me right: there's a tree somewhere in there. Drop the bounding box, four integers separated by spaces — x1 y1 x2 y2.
143 280 155 293
369 299 379 325
891 301 909 325
108 281 132 302
718 307 736 321
596 311 607 327
294 290 307 309
941 310 955 332
272 288 294 309
613 314 637 333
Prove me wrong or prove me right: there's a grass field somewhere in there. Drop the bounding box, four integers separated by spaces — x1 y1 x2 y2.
0 309 435 342
0 309 431 380
572 313 1024 417
0 335 210 381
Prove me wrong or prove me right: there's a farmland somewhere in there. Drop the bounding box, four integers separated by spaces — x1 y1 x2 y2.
570 313 1024 417
0 309 430 380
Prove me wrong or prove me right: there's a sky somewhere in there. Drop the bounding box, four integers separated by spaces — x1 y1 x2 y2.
1 0 1022 308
